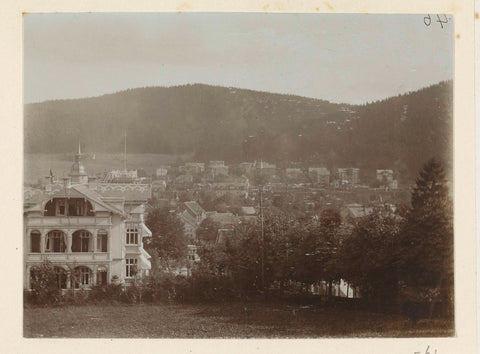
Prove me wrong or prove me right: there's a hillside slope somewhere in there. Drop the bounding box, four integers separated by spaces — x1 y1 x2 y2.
24 81 452 182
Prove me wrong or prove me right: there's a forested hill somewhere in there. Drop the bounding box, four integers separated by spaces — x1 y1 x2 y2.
24 81 452 182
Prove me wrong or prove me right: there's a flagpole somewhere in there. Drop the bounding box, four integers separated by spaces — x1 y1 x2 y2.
124 131 127 171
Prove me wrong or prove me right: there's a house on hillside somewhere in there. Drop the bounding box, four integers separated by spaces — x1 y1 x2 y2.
177 201 207 267
207 211 240 228
308 167 330 187
204 211 241 243
184 162 205 175
178 201 207 241
376 169 398 190
254 161 277 177
240 206 257 223
156 166 170 178
207 161 229 179
340 203 373 224
239 162 254 175
24 146 152 290
286 168 304 181
103 169 149 184
337 168 360 186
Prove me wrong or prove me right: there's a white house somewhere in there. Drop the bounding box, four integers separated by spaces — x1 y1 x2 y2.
24 146 152 290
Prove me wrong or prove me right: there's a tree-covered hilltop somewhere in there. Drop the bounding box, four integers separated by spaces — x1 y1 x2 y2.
24 81 452 182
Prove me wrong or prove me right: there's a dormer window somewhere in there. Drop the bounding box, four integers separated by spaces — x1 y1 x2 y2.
56 200 66 216
44 198 94 216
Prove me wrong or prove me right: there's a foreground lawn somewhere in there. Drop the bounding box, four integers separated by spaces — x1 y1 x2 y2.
24 302 454 338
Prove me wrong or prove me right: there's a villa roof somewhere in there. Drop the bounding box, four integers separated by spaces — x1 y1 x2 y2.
345 204 374 219
183 201 205 216
309 167 330 175
208 212 239 227
241 206 256 215
23 182 153 216
92 183 151 202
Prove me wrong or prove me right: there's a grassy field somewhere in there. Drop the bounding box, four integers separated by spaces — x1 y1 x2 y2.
24 302 454 338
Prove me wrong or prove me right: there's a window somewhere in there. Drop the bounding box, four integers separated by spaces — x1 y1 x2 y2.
126 258 137 278
66 199 94 216
72 230 91 252
74 266 91 288
76 200 85 216
56 200 66 216
45 231 66 253
126 226 138 245
30 231 41 253
96 267 108 285
44 200 55 216
97 231 108 252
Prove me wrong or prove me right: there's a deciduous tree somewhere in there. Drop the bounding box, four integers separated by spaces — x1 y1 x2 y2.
145 206 189 269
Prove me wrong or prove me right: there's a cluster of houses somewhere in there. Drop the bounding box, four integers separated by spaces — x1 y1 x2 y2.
24 146 402 298
155 160 398 191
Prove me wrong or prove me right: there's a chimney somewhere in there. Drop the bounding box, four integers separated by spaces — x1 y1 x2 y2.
45 176 52 192
88 176 97 188
63 177 71 189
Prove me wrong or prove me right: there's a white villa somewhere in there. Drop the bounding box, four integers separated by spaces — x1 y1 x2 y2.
23 145 152 290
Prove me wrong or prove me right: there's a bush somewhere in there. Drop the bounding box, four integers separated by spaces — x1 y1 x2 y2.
89 283 124 303
141 273 191 303
29 261 62 306
120 284 143 304
25 268 238 306
187 271 236 302
62 289 89 305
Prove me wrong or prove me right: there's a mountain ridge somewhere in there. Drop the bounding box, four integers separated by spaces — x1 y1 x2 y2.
24 81 452 182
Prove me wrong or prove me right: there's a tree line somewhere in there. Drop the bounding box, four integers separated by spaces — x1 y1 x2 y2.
144 158 453 318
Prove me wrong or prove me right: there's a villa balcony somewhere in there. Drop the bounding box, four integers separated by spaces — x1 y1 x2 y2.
125 244 142 255
26 252 110 263
26 216 111 228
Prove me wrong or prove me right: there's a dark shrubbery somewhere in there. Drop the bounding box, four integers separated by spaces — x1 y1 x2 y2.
187 272 236 302
89 283 124 303
25 270 241 307
29 261 62 306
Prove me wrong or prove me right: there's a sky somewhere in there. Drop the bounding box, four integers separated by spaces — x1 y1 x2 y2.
24 13 453 104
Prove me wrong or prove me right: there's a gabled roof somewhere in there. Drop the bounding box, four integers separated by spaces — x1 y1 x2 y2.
241 206 256 216
23 183 127 216
183 201 205 217
24 185 92 212
179 209 197 227
71 184 126 216
309 167 330 175
344 204 373 219
216 228 235 244
208 212 240 227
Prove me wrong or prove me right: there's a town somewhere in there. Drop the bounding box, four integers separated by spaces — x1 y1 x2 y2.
22 12 456 340
24 143 448 305
23 143 454 338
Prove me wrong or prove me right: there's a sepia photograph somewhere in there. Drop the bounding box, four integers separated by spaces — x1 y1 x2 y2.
22 12 457 339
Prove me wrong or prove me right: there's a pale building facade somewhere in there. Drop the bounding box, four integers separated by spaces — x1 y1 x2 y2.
337 168 360 185
24 147 152 290
308 167 330 187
